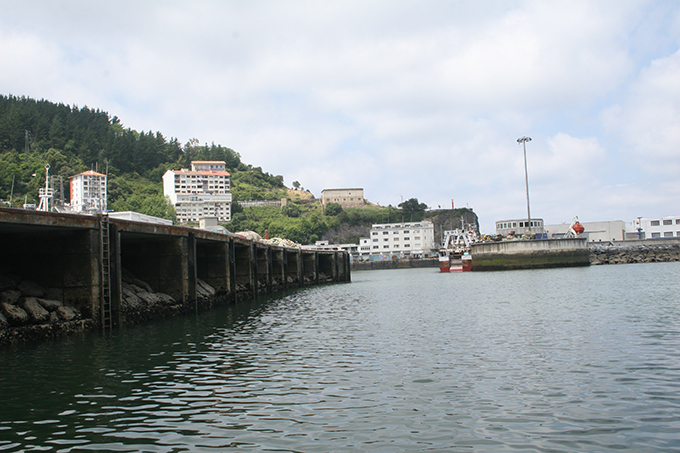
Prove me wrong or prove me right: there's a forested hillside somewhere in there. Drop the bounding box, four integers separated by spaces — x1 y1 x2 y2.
0 95 286 216
0 95 476 244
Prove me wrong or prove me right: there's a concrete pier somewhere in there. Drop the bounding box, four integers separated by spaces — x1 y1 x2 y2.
471 238 590 271
0 207 350 343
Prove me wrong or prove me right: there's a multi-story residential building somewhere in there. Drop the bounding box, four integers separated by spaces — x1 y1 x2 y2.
321 188 365 208
364 221 436 259
628 216 680 239
70 170 107 213
162 161 232 223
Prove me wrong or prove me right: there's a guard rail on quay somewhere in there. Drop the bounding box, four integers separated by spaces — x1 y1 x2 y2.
0 207 350 344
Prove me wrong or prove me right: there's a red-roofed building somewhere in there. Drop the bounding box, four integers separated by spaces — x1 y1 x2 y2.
162 161 232 223
70 170 107 213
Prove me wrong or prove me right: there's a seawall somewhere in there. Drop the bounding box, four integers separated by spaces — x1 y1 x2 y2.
0 208 350 346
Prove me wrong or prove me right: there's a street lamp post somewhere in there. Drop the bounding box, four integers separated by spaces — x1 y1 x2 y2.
517 136 532 232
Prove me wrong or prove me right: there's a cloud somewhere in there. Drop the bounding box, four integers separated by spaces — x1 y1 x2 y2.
1 0 679 234
603 50 680 170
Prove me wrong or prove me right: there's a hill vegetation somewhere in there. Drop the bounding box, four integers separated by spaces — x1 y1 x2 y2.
0 94 477 244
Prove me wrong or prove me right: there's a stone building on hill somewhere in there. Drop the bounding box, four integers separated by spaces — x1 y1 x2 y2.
321 188 365 208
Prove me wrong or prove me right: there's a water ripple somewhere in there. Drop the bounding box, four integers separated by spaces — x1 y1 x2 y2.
2 264 680 451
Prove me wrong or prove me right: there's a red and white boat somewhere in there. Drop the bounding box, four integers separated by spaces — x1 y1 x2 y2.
438 226 478 272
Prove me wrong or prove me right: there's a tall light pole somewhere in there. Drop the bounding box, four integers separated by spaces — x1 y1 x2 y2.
517 136 532 232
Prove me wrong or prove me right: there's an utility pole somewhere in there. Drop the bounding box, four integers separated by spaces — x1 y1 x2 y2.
517 136 532 232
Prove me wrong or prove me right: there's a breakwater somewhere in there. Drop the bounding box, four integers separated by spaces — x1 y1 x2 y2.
0 207 349 346
590 241 680 265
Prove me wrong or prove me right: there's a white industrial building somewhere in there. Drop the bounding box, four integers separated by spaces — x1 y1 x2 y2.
628 216 680 239
359 220 436 260
69 170 107 213
162 161 232 224
544 220 626 242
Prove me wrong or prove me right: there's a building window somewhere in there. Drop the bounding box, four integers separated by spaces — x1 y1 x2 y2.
373 239 378 242
651 220 660 226
383 238 388 242
676 219 680 225
663 219 672 225
652 232 661 238
664 232 673 237
383 232 388 235
383 245 389 248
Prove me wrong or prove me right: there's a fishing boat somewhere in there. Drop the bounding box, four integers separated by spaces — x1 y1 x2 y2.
438 226 478 272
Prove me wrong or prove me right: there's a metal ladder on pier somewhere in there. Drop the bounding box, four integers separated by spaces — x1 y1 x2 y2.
100 214 112 330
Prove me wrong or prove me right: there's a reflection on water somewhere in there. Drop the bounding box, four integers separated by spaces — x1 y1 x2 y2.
1 263 680 452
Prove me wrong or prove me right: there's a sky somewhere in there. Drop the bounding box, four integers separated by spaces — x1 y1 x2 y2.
1 1 679 234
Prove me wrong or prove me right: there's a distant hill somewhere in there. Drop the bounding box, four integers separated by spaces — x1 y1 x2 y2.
0 94 477 244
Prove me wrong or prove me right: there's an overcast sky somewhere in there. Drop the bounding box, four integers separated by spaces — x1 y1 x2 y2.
1 1 679 233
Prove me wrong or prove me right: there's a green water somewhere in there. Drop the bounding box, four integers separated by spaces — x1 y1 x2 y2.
1 263 680 452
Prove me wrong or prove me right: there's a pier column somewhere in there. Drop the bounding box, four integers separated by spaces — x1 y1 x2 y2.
228 239 236 301
281 250 288 290
109 224 122 328
297 250 304 286
188 233 197 309
251 243 258 298
233 242 251 299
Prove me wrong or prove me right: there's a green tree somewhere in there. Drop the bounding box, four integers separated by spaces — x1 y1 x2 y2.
398 198 428 213
282 203 301 217
324 202 342 216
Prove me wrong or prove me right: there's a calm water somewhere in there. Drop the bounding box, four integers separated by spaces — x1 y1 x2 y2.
1 263 680 452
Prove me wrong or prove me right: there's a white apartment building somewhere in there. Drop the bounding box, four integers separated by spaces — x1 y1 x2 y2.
162 161 232 223
70 170 107 213
629 216 680 239
363 221 436 259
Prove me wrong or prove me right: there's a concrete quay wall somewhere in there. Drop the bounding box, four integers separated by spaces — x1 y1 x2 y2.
0 208 350 346
471 238 591 271
351 258 438 271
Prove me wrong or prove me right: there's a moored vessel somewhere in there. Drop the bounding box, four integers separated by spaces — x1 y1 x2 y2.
439 225 478 272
